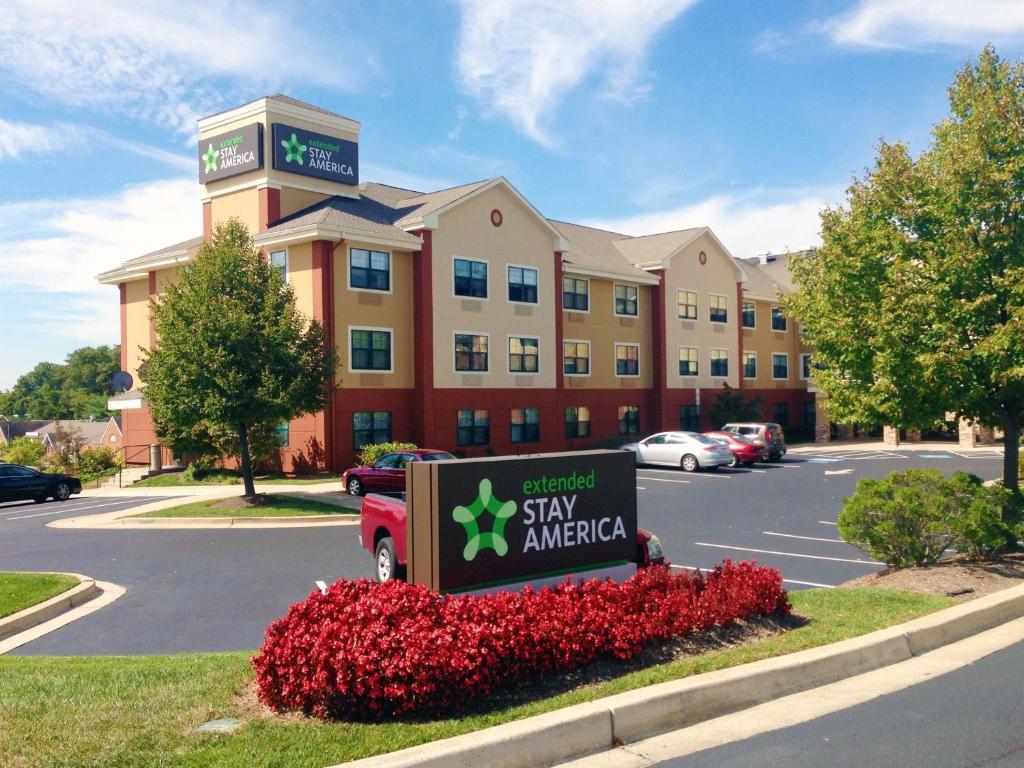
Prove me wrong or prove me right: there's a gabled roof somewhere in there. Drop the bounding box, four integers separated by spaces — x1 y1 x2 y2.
612 228 705 268
0 420 51 443
30 419 113 444
256 194 423 248
548 220 659 283
737 259 785 300
393 179 494 227
97 236 203 284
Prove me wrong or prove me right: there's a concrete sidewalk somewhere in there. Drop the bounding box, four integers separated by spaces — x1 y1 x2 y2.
788 440 1003 454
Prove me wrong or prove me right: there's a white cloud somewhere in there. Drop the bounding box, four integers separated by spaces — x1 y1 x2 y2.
0 0 360 135
0 178 199 348
453 0 697 147
825 0 1024 49
0 119 88 161
583 186 842 260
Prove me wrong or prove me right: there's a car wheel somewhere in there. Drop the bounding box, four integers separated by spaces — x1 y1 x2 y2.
54 483 71 501
681 454 699 472
347 477 363 496
374 537 401 583
728 455 739 468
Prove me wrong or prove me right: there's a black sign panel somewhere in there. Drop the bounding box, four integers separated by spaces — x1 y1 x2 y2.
272 122 359 186
432 451 637 593
198 123 263 183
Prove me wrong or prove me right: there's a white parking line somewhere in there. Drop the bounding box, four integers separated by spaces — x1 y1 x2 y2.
749 469 768 474
694 542 882 566
636 486 647 491
3 498 157 521
672 564 835 589
636 476 691 485
818 520 839 526
763 531 845 544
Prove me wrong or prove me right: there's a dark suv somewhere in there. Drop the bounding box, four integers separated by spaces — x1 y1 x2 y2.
0 463 82 503
720 423 787 461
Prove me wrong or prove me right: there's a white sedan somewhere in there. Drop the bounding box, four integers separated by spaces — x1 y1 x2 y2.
621 431 734 472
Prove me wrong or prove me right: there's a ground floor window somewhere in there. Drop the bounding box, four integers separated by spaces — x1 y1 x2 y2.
773 402 790 427
564 406 591 438
353 411 392 449
273 422 289 447
618 405 640 435
511 407 540 443
457 409 490 446
680 404 700 432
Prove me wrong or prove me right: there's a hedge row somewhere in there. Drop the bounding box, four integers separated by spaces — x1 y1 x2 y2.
253 562 789 720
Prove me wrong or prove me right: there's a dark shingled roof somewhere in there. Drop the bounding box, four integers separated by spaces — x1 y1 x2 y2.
549 220 656 280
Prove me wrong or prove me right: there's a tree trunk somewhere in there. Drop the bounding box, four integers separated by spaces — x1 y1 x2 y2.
1001 415 1020 502
238 423 257 499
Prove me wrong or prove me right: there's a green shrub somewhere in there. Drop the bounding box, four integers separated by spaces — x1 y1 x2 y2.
76 447 123 481
183 454 228 481
838 469 1012 567
357 442 418 467
0 437 45 467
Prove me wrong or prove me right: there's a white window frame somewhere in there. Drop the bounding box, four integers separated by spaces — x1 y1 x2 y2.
563 338 592 378
348 326 395 374
772 352 790 381
742 300 756 329
771 305 788 332
800 353 813 381
506 263 540 306
269 248 289 284
614 342 641 378
613 283 640 318
453 330 491 374
678 345 699 378
743 350 758 380
709 293 729 324
562 275 591 314
506 334 541 376
347 246 394 295
677 288 698 321
452 255 489 301
709 348 730 378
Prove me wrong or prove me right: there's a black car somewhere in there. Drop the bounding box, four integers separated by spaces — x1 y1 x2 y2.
0 463 82 503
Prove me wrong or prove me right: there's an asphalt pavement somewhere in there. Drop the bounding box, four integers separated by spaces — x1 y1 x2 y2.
0 445 1005 655
655 638 1024 768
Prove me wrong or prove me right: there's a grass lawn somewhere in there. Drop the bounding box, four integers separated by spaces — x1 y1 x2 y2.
131 495 355 519
132 472 340 488
0 588 952 768
0 572 80 619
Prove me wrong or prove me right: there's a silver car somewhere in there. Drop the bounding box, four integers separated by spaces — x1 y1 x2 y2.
621 431 734 472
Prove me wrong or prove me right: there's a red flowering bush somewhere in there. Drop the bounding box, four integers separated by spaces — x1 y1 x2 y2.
252 561 788 720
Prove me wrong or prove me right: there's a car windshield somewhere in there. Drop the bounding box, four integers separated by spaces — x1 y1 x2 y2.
736 426 758 436
730 434 754 444
421 452 455 462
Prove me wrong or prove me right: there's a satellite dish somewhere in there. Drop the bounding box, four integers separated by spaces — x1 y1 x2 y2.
111 371 134 393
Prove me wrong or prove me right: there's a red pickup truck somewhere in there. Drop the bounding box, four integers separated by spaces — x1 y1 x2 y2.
359 492 666 583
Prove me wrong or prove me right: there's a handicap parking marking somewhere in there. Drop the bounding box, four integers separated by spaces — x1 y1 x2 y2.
694 541 883 566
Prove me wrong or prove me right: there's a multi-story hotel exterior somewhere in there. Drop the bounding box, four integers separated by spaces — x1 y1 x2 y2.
98 95 816 471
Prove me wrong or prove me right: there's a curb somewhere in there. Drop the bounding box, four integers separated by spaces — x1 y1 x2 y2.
336 582 1024 768
111 514 360 528
0 573 97 640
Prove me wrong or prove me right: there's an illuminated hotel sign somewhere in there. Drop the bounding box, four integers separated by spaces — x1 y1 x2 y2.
272 122 359 186
198 123 264 183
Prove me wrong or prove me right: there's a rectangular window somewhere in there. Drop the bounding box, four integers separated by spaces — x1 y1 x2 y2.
273 422 289 447
353 411 392 450
772 353 789 380
454 258 488 298
457 409 490 446
564 406 591 439
508 266 538 303
615 343 639 376
455 333 489 372
614 284 638 316
772 306 787 331
801 353 813 380
743 351 757 379
680 404 700 432
618 405 640 435
350 328 392 371
773 402 790 427
678 290 697 320
563 340 590 375
349 248 390 291
742 301 756 328
804 400 816 427
508 336 539 373
709 295 728 323
563 277 589 311
710 349 729 377
511 407 540 443
678 347 698 377
270 250 287 282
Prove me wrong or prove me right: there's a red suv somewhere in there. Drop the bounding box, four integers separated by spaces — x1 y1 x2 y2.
341 449 455 496
703 431 768 467
720 422 787 462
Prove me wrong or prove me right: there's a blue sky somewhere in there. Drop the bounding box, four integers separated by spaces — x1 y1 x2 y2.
2 0 1022 390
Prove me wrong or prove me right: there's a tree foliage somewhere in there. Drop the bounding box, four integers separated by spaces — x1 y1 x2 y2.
708 384 764 429
140 219 337 497
0 346 121 419
786 47 1024 497
0 437 46 467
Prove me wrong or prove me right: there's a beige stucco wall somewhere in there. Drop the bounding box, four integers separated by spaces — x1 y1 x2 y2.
562 276 654 389
209 188 261 234
740 296 808 388
153 266 180 293
431 185 559 390
334 241 415 389
662 231 740 389
124 278 150 381
280 187 330 219
284 242 314 322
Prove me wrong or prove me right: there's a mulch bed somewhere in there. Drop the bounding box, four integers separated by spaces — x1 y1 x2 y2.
210 494 284 510
843 552 1024 601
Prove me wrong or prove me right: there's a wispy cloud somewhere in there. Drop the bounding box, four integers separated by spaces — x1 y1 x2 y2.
453 0 697 147
583 186 841 259
823 0 1024 50
0 0 363 135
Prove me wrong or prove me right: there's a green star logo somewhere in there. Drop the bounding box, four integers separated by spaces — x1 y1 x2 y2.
281 132 307 165
201 143 219 173
452 478 517 561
